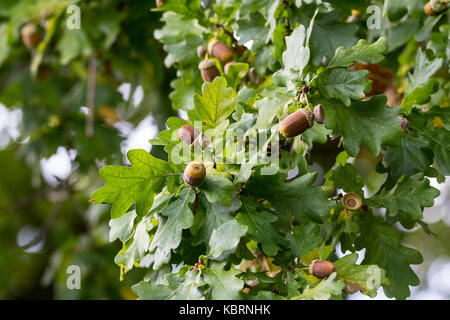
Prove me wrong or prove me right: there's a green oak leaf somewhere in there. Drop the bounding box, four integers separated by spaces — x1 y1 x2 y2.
154 12 207 67
328 163 364 193
191 77 237 129
191 195 241 246
199 170 234 206
355 214 423 299
323 95 404 157
335 253 389 297
401 78 439 114
318 69 371 106
282 24 310 72
109 210 137 243
409 110 450 176
115 218 154 272
224 62 249 89
92 149 181 219
295 273 344 300
383 135 431 180
427 106 450 131
406 49 444 94
368 173 440 220
254 95 289 129
209 219 247 259
169 69 202 111
203 262 244 300
309 20 358 65
287 223 324 258
247 171 335 224
132 270 204 300
149 188 196 270
235 12 269 51
429 128 450 175
328 37 388 68
236 200 286 256
302 124 332 149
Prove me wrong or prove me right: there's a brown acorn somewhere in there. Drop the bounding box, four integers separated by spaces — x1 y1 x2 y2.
183 161 206 187
313 104 325 124
424 2 436 16
208 40 234 63
279 108 314 138
156 0 164 8
343 280 364 295
197 45 207 58
199 59 219 82
342 192 363 211
309 260 337 279
247 67 259 84
178 125 200 145
21 23 40 49
224 61 237 74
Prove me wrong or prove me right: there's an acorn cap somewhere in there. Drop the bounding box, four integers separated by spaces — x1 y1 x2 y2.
199 59 216 70
183 161 206 187
430 0 447 12
21 23 37 35
342 192 363 211
302 108 314 127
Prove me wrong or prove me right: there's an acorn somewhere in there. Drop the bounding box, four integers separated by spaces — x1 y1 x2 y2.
247 67 259 84
309 260 337 279
156 0 164 8
183 161 206 187
343 280 364 295
342 192 363 211
279 109 314 138
313 104 325 124
199 59 219 82
224 61 237 74
424 2 436 15
430 0 448 14
21 23 40 49
208 40 234 63
178 125 200 145
197 45 207 58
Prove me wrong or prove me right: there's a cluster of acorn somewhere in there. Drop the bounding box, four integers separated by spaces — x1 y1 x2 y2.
279 104 325 138
197 40 258 84
177 124 207 187
424 0 449 16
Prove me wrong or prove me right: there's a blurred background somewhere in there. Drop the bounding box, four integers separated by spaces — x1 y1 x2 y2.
0 0 449 300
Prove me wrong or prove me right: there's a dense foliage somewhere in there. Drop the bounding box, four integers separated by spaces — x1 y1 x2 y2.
91 0 450 300
0 0 448 300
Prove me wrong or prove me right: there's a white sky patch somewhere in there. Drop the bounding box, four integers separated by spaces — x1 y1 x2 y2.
177 109 188 121
118 115 159 164
17 225 44 253
40 147 73 186
426 257 450 296
0 103 22 149
118 83 144 107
